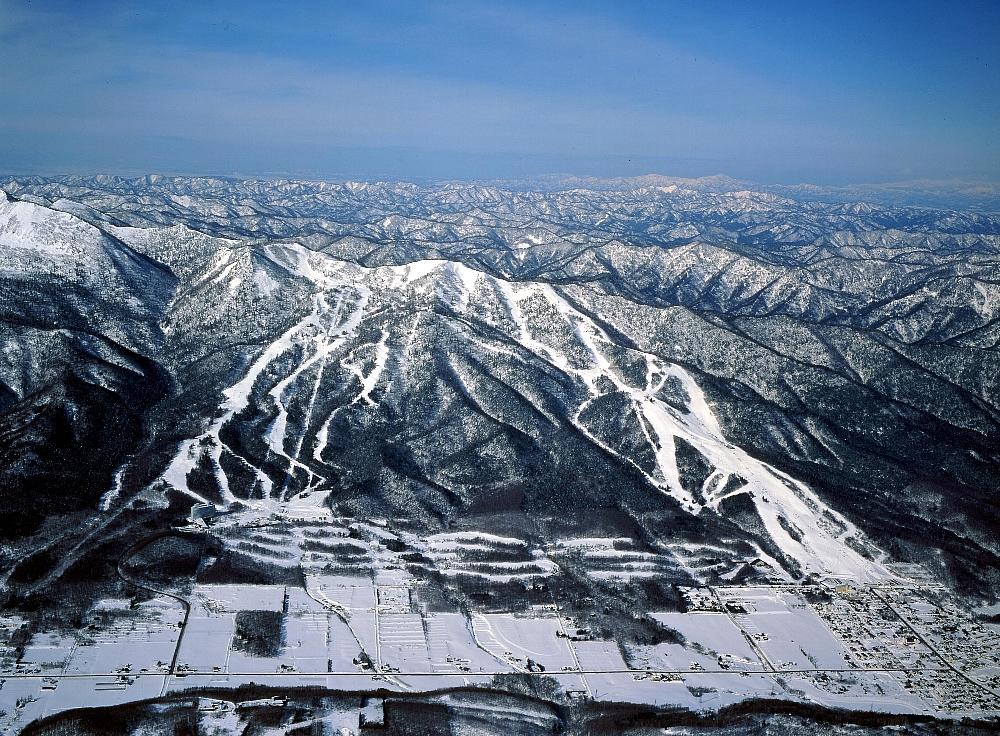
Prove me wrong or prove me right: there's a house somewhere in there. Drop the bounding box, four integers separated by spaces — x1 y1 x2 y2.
190 502 218 524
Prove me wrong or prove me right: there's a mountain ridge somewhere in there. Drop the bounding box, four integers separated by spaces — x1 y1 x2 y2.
0 177 997 605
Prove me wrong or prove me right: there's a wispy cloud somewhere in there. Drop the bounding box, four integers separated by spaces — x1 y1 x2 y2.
1 0 997 182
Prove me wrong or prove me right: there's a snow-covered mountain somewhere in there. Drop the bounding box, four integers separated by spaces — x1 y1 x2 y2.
2 175 999 603
0 190 173 538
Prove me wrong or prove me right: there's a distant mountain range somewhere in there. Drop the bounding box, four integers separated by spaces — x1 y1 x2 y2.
489 173 1000 212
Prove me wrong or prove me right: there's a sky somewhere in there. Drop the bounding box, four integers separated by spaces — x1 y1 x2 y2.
1 0 998 184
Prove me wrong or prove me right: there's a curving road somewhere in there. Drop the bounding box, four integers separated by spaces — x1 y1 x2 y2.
115 531 193 685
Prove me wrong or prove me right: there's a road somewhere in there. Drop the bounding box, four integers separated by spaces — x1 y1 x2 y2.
871 588 1000 699
0 665 958 680
547 592 592 697
302 574 410 691
711 588 776 672
114 531 193 689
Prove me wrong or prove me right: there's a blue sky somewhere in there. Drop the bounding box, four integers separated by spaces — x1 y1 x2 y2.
1 0 997 183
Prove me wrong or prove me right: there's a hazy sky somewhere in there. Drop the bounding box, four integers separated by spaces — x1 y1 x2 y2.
2 0 998 184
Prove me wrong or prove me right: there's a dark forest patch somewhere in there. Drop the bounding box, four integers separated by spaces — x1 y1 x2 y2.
232 609 284 658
